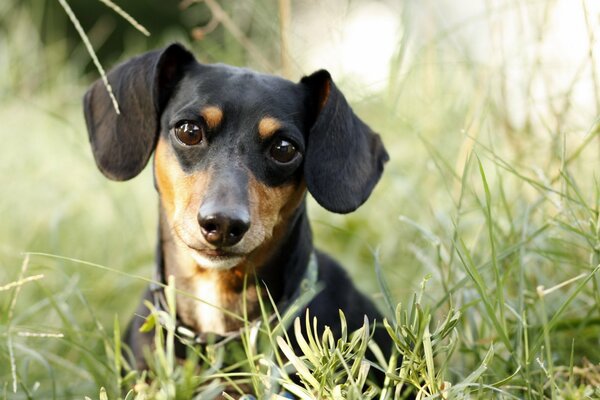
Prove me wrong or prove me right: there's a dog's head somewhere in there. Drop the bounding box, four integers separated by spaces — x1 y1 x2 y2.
84 44 388 271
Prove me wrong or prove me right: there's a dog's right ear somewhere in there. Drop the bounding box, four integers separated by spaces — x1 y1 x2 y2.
83 43 195 181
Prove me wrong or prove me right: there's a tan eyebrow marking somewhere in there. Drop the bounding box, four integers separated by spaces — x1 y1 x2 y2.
258 117 282 139
200 106 223 130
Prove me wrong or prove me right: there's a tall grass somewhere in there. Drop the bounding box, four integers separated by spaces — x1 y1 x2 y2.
1 0 599 398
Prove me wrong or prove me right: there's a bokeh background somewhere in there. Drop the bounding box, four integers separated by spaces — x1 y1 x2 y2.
1 0 599 397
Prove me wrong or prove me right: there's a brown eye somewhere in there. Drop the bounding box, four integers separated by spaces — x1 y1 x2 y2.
173 121 203 146
270 139 298 163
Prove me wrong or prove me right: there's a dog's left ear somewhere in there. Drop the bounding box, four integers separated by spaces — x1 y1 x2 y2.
301 70 389 214
83 43 195 181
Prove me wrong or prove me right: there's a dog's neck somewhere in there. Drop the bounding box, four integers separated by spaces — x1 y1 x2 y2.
156 202 313 335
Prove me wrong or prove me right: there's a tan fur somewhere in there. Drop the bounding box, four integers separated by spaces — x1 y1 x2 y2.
155 137 227 332
258 117 281 139
319 80 331 111
154 137 306 334
201 106 223 130
245 176 306 268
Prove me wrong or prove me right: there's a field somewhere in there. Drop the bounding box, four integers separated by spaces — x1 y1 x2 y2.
1 0 599 398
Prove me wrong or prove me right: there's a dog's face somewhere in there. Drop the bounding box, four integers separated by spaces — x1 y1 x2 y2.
154 65 309 269
84 44 388 271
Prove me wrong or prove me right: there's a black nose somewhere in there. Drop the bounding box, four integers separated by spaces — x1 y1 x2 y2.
198 212 250 247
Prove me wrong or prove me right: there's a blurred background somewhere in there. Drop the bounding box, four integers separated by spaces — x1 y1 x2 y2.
1 0 599 397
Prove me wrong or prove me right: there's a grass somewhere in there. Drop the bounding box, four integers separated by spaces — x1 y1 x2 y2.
1 0 600 398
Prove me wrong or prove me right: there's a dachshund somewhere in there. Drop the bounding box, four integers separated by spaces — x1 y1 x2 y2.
83 43 390 377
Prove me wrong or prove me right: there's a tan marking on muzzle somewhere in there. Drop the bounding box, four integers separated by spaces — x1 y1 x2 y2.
258 117 282 140
201 106 224 130
245 175 307 268
154 137 210 237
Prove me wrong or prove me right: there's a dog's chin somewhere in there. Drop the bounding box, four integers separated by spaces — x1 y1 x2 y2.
188 248 245 271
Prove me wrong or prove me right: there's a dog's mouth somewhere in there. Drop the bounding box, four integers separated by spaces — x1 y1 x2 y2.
171 225 255 270
187 245 246 270
201 248 238 257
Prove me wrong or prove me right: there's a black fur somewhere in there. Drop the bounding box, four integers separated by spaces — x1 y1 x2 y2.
83 43 391 374
84 44 195 180
302 70 389 213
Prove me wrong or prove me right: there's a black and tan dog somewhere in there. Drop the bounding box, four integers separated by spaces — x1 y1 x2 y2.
83 43 390 372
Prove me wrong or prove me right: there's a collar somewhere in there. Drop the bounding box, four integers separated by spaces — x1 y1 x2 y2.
148 251 319 348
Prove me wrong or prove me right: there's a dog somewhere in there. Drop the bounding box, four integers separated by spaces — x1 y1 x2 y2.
83 43 390 378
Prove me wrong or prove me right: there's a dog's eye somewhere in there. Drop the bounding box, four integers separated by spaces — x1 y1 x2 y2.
269 139 298 163
173 121 203 146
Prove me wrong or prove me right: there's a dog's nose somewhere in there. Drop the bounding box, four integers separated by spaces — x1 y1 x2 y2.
198 212 250 247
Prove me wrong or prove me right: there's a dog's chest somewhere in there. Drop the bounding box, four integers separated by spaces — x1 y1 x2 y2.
176 272 261 335
190 276 226 334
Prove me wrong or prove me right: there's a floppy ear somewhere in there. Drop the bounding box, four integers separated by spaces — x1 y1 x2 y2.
301 70 389 213
83 43 195 181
